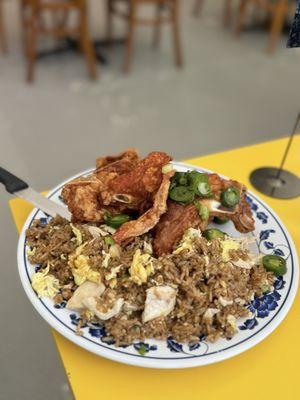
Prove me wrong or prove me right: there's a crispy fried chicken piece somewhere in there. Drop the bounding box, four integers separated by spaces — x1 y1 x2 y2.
62 150 173 224
153 174 255 256
230 196 254 233
206 173 254 232
61 179 105 222
96 148 139 170
153 201 203 256
152 200 214 257
95 149 140 205
98 151 172 208
109 152 172 200
113 171 174 244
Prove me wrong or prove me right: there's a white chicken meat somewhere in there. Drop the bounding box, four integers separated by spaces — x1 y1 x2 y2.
142 285 177 323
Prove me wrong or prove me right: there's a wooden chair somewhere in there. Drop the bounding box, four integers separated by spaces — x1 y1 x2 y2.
0 0 7 53
21 0 98 82
106 0 183 73
235 0 295 53
192 0 233 27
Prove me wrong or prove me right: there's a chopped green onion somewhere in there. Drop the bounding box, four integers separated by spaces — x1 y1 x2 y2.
262 255 287 276
261 284 270 293
220 187 240 208
162 164 173 174
104 236 115 246
104 213 131 229
194 202 209 221
137 344 148 356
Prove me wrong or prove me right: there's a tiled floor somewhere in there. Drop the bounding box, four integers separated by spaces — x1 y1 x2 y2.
0 0 299 399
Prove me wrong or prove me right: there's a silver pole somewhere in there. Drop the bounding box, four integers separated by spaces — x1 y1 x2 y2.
250 113 300 199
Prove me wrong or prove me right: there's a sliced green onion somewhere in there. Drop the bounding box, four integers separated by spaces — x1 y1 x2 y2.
104 236 115 246
261 284 270 293
220 187 240 208
194 202 209 221
262 255 287 276
162 163 173 174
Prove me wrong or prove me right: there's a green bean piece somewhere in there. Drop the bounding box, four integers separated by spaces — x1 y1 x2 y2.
220 187 240 208
213 216 229 224
169 186 195 204
187 171 208 192
104 213 131 229
173 172 189 186
203 228 225 241
262 255 287 276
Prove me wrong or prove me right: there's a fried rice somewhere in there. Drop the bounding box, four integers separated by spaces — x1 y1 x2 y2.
26 216 274 346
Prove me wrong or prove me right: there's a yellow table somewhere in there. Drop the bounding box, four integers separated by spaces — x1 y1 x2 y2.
9 137 300 400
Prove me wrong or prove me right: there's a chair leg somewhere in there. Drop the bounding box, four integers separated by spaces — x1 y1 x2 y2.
267 0 287 54
123 0 136 73
79 5 98 80
106 0 113 46
20 2 27 56
192 0 204 17
0 0 8 53
26 13 38 83
235 0 249 37
223 0 232 28
171 0 183 68
153 1 163 48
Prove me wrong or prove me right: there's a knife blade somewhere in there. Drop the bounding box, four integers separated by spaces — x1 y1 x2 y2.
0 167 71 220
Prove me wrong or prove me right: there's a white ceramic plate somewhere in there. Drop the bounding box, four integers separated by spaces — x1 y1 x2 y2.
17 163 299 369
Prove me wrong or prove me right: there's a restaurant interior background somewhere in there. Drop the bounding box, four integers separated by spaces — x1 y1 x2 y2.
0 0 299 399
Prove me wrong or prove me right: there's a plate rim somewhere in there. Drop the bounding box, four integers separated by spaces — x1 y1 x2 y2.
17 163 299 369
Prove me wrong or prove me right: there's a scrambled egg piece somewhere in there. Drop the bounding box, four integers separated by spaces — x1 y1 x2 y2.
227 314 237 331
102 251 111 269
70 224 83 246
26 247 36 256
69 245 101 286
31 265 60 298
220 239 240 262
173 228 201 254
105 265 122 281
129 249 154 285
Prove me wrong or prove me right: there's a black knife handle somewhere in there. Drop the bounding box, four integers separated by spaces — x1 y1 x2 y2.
0 167 29 194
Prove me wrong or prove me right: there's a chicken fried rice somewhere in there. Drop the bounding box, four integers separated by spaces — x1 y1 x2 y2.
26 216 275 346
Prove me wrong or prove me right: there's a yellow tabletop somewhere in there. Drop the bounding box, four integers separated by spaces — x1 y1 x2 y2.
9 137 300 400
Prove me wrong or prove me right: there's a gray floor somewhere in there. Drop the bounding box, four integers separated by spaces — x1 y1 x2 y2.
0 0 299 399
